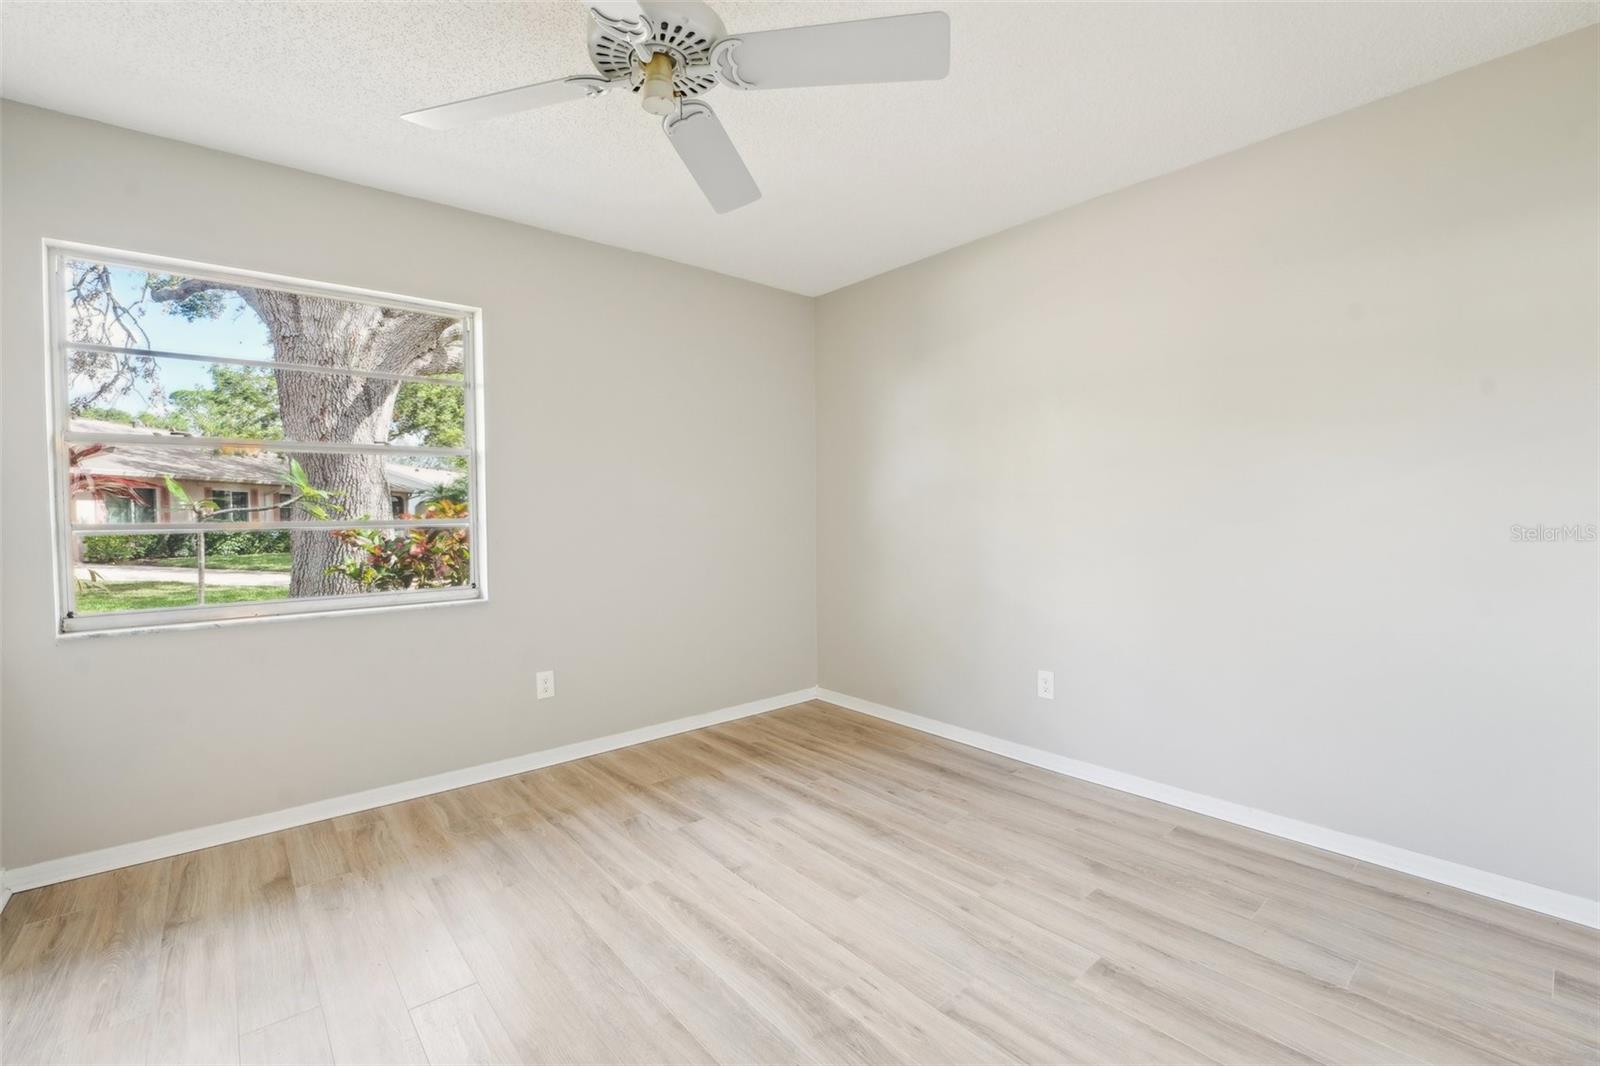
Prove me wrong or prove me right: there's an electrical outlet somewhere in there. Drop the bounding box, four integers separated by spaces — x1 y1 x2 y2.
1037 669 1055 700
536 670 555 700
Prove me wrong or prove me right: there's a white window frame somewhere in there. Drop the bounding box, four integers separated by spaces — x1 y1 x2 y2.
46 240 488 636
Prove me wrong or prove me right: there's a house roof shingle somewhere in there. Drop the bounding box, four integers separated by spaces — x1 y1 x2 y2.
70 419 460 494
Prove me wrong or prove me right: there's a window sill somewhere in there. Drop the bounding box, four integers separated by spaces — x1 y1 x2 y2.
57 587 487 640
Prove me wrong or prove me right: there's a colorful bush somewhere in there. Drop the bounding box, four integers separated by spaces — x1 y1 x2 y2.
327 499 470 591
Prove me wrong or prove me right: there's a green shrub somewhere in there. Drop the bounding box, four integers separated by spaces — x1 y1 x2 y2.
144 534 193 559
82 535 144 563
205 530 290 556
82 533 206 563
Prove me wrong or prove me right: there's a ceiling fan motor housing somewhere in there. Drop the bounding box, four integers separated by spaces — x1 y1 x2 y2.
587 0 726 100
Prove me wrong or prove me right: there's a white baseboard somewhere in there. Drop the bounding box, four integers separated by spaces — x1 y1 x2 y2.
2 686 820 895
817 688 1600 930
12 682 1594 930
0 881 10 914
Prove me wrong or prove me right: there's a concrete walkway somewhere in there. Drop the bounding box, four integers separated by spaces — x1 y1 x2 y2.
74 563 290 587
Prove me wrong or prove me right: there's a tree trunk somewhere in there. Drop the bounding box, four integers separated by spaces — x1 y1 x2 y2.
243 291 456 598
287 452 391 596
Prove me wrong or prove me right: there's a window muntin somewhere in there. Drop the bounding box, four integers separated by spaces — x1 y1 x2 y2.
50 245 484 634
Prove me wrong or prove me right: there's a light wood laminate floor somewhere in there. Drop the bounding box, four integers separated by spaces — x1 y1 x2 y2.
3 701 1597 1065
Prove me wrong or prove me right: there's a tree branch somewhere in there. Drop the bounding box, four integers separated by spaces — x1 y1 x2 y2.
374 315 462 378
175 492 314 523
146 277 226 305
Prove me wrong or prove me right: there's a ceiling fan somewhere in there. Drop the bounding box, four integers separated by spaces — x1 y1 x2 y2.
402 1 950 214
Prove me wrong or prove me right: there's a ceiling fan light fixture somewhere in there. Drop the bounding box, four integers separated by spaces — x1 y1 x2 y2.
640 52 677 116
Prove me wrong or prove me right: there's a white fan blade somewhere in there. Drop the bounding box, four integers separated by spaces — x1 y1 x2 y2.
711 11 949 91
402 75 613 130
587 2 655 60
663 101 761 214
587 0 648 31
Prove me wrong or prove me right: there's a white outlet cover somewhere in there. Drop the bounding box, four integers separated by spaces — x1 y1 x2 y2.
1037 670 1055 700
536 670 555 699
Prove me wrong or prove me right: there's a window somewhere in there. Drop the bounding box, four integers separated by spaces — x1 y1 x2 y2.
105 487 157 525
50 243 484 634
210 489 251 522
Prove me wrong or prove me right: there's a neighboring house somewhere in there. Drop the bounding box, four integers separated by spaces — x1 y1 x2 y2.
69 418 459 534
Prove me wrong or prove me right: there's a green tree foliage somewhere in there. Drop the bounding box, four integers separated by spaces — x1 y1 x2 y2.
426 475 470 506
168 365 283 439
139 411 193 432
80 406 135 425
392 376 465 449
80 406 191 432
112 366 464 450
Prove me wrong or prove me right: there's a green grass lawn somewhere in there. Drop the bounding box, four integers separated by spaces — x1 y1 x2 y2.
76 581 290 614
143 552 292 572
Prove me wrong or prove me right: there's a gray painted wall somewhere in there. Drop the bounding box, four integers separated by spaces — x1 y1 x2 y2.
816 30 1598 899
0 102 817 869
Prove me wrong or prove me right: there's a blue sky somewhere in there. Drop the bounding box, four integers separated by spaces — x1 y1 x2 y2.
78 265 274 413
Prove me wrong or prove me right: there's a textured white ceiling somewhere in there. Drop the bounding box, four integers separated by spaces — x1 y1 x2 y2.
3 2 1594 295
